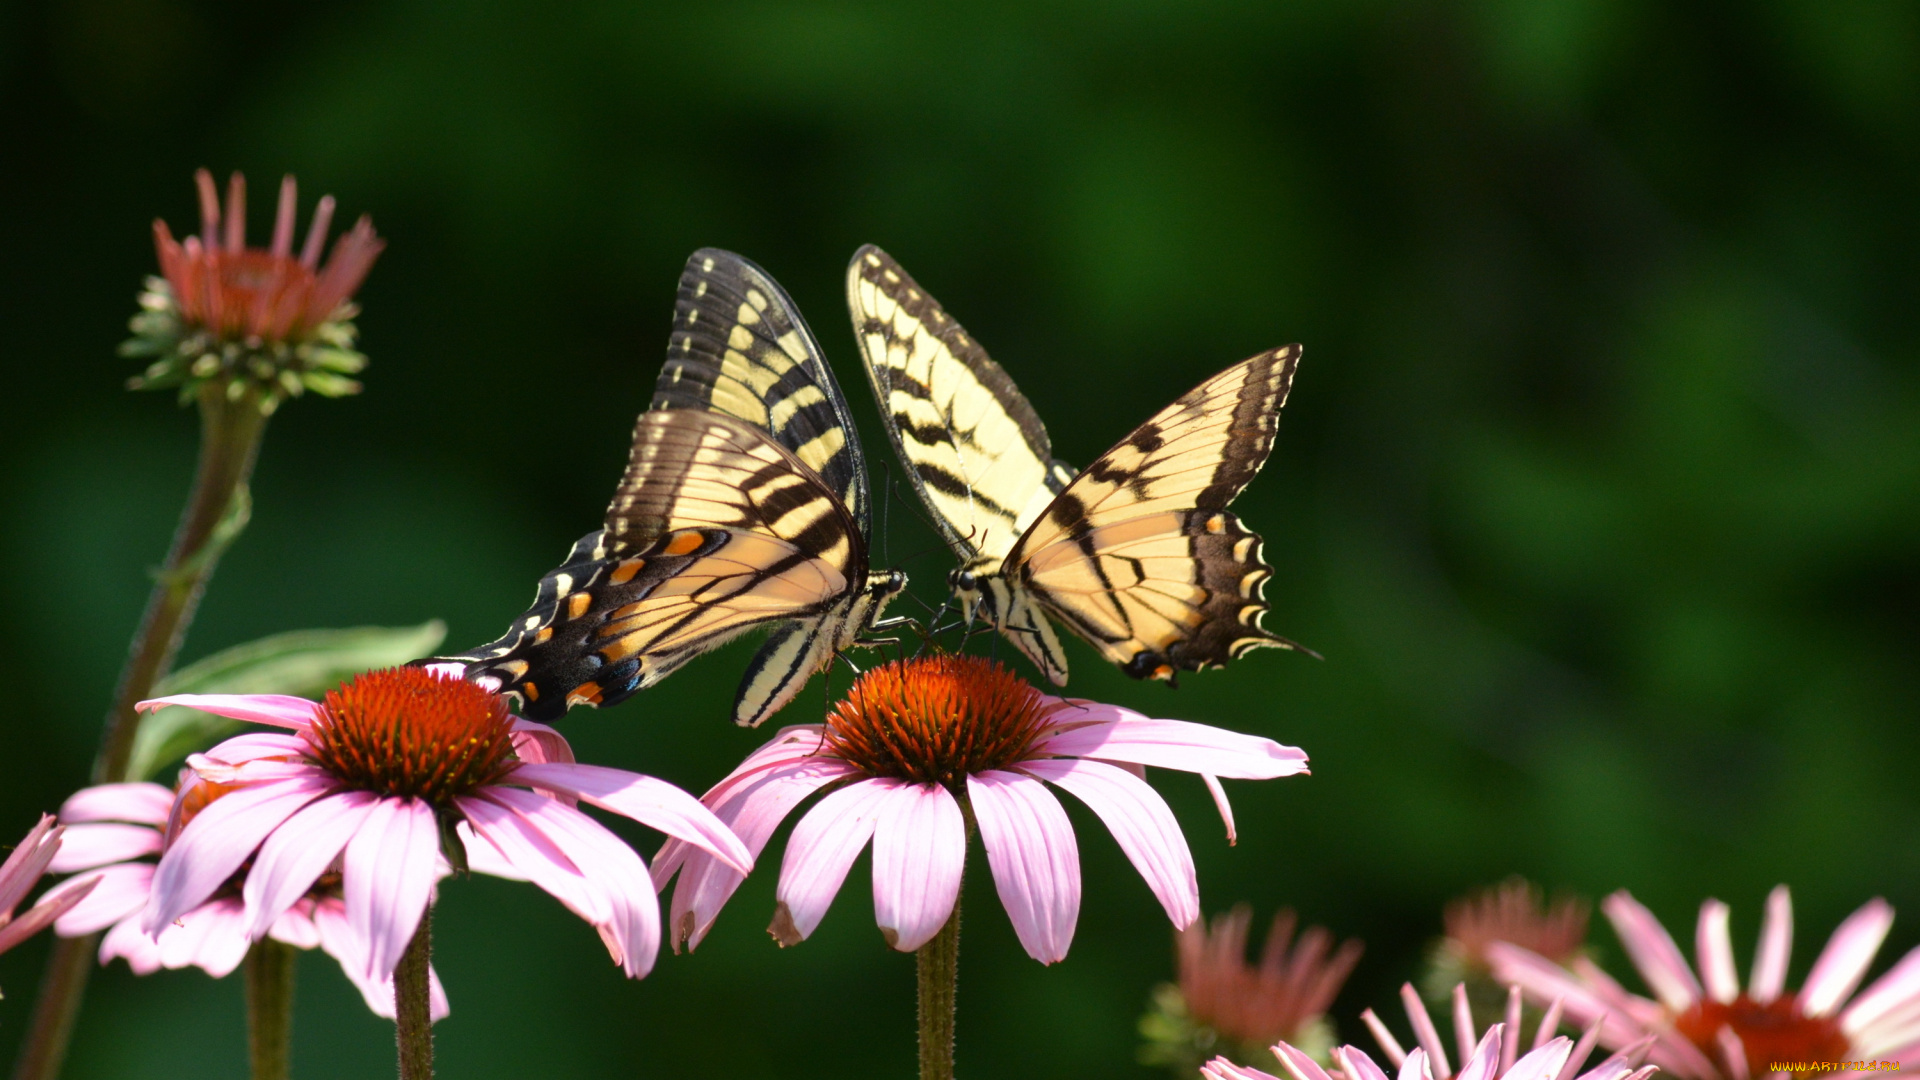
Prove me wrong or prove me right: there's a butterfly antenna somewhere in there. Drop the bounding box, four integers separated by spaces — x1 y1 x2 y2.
879 459 893 565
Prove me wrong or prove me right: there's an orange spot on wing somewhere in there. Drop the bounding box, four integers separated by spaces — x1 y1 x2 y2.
609 558 647 585
522 682 540 701
1153 664 1174 680
568 681 603 706
533 627 553 645
662 530 706 556
567 592 591 619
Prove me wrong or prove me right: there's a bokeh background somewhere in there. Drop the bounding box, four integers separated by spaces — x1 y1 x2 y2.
2 0 1917 1075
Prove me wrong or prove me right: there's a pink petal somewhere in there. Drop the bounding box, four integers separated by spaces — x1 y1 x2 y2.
1602 890 1702 1011
1487 944 1665 1062
1207 1057 1284 1080
0 876 97 954
485 788 659 979
1201 774 1237 845
267 901 322 949
1333 1045 1394 1080
313 896 450 1022
509 719 575 766
342 796 439 981
51 863 153 936
1457 1025 1505 1080
1021 757 1198 929
511 763 752 875
1035 709 1309 779
1399 1048 1436 1080
1750 885 1793 1003
186 753 312 785
47 823 160 873
59 783 173 825
197 732 308 764
143 775 330 933
1507 1039 1575 1080
772 779 890 946
100 912 164 973
869 780 965 953
1401 982 1454 1078
1801 897 1893 1017
0 815 61 916
655 754 853 953
968 770 1080 964
1362 1009 1410 1066
456 796 599 924
1843 943 1920 1038
1454 983 1479 1068
158 897 251 977
455 820 529 881
243 791 380 938
136 693 318 729
1274 1039 1339 1080
1698 899 1739 1004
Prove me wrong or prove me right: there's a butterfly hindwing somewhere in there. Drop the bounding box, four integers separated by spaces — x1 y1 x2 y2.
657 248 870 533
848 245 1072 562
1009 347 1307 680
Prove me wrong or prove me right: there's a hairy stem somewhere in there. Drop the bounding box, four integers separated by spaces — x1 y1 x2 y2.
916 892 962 1080
12 381 268 1080
246 939 297 1080
395 916 434 1080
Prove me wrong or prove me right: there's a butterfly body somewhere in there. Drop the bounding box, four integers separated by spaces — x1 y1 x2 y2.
849 244 1309 686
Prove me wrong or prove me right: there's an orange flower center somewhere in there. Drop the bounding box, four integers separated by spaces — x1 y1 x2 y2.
304 667 518 805
823 655 1053 787
1673 996 1850 1077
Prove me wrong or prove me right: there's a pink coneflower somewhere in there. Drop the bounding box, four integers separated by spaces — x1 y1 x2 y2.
1 815 97 988
1448 880 1591 971
651 654 1308 962
132 667 752 1000
1210 981 1659 1080
1143 906 1364 1073
36 780 446 1019
126 170 383 407
1489 887 1920 1079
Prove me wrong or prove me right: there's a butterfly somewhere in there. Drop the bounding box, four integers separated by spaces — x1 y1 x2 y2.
440 249 905 726
846 243 1309 687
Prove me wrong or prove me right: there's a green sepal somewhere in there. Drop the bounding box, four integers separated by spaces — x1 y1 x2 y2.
129 620 449 781
436 810 470 876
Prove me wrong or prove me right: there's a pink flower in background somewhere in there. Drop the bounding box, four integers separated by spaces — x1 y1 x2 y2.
37 780 447 1019
0 815 97 985
1490 887 1920 1080
652 654 1307 962
1211 980 1657 1080
133 667 752 1000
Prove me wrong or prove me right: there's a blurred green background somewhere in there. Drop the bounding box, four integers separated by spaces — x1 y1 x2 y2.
2 0 1917 1075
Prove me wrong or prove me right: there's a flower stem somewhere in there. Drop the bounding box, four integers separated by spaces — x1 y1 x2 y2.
395 915 434 1080
11 381 268 1080
246 939 297 1080
916 894 962 1080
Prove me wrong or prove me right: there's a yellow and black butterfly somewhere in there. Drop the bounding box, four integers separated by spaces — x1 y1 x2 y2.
440 250 904 726
846 244 1309 687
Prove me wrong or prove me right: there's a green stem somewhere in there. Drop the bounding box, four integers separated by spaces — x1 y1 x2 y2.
246 939 297 1080
12 381 268 1080
395 915 434 1080
916 891 962 1080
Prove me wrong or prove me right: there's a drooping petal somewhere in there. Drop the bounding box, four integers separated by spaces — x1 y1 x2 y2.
267 901 322 950
136 693 317 729
1843 943 1920 1039
511 762 752 875
968 770 1080 964
869 780 966 953
1801 897 1893 1017
1022 757 1198 929
655 754 854 953
59 783 173 826
49 863 152 936
456 795 600 925
143 775 330 933
1200 774 1237 845
1035 710 1308 779
243 790 379 938
1750 885 1793 1003
342 796 439 981
46 823 160 873
158 897 251 977
485 787 660 979
1698 899 1739 1004
1601 890 1703 1011
313 896 450 1022
772 779 890 946
100 911 165 974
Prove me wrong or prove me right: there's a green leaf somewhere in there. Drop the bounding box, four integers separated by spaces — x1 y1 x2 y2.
129 620 448 782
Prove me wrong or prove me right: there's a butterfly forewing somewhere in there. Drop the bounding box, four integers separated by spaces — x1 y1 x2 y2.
656 248 870 532
848 245 1071 561
1009 347 1305 679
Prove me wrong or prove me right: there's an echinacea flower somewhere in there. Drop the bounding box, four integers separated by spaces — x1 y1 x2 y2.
1427 879 1592 1008
125 169 383 411
1207 979 1659 1080
651 654 1307 963
1141 906 1363 1074
132 666 752 1000
36 780 446 1019
1489 887 1920 1079
0 815 98 989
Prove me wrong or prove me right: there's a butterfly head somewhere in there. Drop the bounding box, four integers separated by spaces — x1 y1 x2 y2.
948 558 1007 624
871 568 908 604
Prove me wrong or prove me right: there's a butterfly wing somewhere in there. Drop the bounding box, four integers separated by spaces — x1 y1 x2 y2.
447 409 866 723
1008 346 1308 682
655 248 871 534
847 245 1072 562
